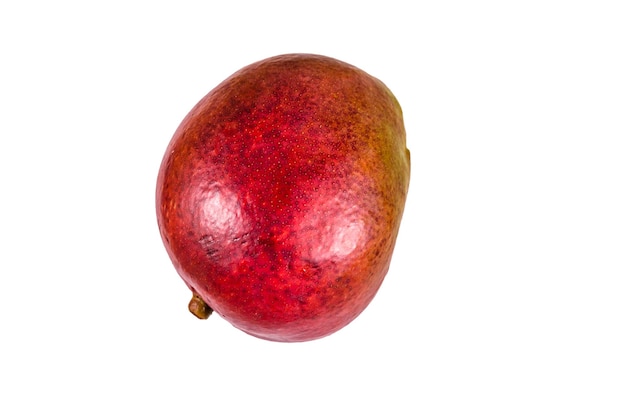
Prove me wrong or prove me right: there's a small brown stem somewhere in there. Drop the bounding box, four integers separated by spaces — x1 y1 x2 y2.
188 292 213 320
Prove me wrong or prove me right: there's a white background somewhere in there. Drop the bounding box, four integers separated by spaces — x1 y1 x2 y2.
1 1 625 415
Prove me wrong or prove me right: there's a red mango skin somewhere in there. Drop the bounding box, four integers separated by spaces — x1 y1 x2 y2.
156 54 410 342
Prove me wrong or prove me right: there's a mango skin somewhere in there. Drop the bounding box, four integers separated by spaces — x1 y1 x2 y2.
156 54 410 342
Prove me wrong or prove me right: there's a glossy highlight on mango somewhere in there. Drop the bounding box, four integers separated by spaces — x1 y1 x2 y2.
156 54 410 342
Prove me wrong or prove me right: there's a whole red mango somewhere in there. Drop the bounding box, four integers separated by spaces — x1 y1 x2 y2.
156 54 410 342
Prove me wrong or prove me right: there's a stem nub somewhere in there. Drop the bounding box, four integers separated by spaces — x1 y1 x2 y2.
188 292 213 320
